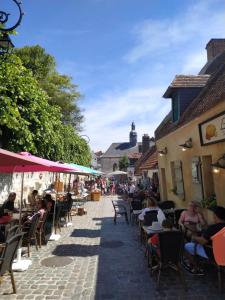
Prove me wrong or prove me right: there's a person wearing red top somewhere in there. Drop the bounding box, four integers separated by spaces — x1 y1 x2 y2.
148 219 174 257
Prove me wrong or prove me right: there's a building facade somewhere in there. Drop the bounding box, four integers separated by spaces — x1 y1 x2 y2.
155 39 225 210
100 123 154 174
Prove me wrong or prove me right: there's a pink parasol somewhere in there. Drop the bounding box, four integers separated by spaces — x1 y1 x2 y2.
0 151 77 173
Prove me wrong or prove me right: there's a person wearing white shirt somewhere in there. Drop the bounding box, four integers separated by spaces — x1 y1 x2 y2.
138 198 166 225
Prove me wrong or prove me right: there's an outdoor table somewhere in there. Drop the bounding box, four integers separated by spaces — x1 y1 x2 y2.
142 226 163 236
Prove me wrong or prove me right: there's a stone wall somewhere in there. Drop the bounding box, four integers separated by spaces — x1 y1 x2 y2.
0 171 78 207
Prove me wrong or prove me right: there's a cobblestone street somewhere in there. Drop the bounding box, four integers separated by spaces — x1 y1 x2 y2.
0 196 224 300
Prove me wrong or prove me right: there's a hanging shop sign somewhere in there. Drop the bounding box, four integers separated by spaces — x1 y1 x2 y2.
199 110 225 146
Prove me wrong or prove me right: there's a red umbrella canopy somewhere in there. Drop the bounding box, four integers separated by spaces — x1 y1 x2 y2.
0 150 76 173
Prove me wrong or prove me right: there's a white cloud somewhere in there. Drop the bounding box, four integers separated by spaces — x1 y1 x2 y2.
81 0 225 151
182 51 206 74
125 0 225 63
82 86 171 151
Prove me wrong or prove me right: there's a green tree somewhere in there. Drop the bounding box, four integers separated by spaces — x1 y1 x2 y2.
14 45 83 130
119 155 129 171
0 54 91 165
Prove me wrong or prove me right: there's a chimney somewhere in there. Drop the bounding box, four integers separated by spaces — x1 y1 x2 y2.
206 39 225 62
142 134 150 154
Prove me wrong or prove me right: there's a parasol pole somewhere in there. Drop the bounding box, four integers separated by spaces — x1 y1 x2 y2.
13 171 32 272
18 172 24 229
49 172 60 241
68 173 72 192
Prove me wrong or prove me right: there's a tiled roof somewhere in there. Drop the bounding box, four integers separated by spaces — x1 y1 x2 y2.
155 61 225 141
102 142 142 158
134 146 156 176
140 149 158 170
179 63 225 125
199 50 225 75
163 75 210 98
95 151 103 157
128 152 142 159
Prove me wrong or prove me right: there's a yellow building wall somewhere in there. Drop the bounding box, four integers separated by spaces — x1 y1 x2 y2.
156 100 225 209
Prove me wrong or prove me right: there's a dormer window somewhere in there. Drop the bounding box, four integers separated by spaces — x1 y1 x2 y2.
163 75 210 123
172 94 180 122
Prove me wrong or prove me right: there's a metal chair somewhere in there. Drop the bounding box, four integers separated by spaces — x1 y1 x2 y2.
0 233 24 294
112 201 129 224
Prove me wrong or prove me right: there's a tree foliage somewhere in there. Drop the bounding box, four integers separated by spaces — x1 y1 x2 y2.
14 45 83 130
119 155 129 171
0 54 91 165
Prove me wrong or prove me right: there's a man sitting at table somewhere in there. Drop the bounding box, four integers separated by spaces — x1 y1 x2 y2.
184 206 225 274
0 192 19 217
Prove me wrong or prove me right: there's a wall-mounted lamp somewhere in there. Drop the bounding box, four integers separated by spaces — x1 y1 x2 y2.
158 147 167 156
211 154 225 174
179 138 192 151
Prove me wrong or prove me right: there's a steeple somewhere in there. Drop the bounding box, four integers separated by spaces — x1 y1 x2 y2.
129 121 137 147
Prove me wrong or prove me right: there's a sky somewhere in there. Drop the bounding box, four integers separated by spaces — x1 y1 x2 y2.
3 0 225 151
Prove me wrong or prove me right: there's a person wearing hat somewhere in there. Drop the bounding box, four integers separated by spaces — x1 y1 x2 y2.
184 205 225 274
148 219 174 257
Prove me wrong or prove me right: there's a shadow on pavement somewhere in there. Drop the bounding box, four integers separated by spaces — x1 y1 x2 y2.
70 229 101 238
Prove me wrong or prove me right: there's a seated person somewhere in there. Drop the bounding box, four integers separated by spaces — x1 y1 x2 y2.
0 192 19 217
179 201 206 239
44 194 55 215
148 219 174 257
22 200 47 225
139 198 166 225
184 206 225 274
179 201 205 228
27 189 38 210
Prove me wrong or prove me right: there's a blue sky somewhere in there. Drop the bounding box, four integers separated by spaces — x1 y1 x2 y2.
4 0 225 151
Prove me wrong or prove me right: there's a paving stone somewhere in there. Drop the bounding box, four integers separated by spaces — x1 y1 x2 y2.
1 196 224 300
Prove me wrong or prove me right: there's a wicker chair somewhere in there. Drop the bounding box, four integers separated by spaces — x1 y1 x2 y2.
152 231 186 289
22 213 40 257
0 233 24 294
36 212 48 248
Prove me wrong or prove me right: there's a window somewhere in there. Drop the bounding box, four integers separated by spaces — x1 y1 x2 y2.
172 95 180 122
170 160 185 200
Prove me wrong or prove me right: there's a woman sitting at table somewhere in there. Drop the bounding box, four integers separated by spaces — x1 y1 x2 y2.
22 200 47 225
179 201 205 228
179 201 206 239
138 198 166 225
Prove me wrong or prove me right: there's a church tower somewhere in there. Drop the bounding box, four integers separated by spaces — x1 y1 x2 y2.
129 122 137 147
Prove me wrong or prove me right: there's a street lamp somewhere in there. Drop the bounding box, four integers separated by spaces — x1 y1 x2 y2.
0 0 23 54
